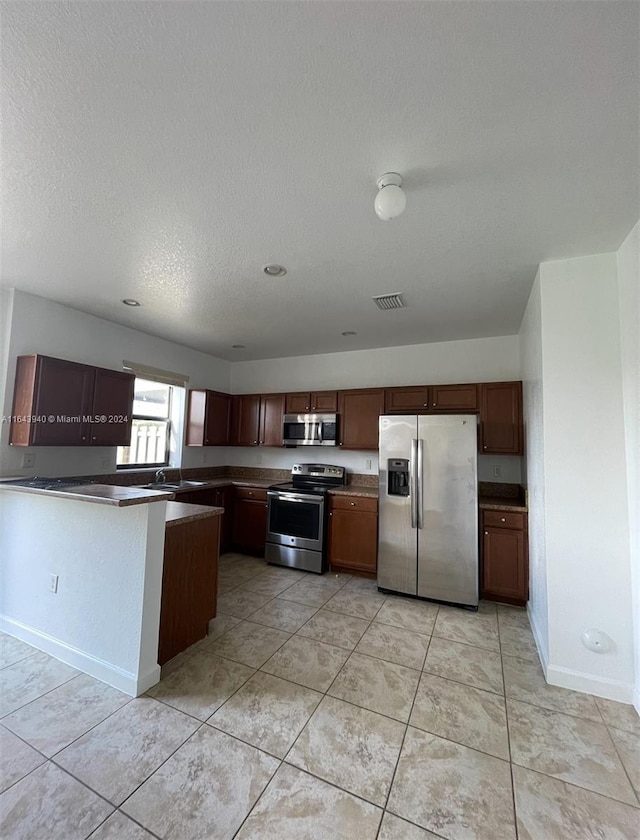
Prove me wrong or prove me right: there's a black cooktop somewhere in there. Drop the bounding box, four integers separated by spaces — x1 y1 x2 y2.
270 481 332 496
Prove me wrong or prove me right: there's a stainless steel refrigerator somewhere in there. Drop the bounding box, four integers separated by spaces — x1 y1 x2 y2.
378 414 479 608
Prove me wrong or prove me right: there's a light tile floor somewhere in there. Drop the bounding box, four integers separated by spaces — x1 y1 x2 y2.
1 552 639 839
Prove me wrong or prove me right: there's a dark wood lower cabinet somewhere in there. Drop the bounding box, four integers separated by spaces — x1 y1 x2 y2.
158 515 220 665
481 510 528 606
328 495 378 576
232 488 268 555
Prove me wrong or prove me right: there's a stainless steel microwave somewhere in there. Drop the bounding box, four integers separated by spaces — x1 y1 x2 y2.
282 413 339 446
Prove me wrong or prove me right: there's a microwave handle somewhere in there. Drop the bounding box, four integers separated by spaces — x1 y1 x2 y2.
318 421 323 444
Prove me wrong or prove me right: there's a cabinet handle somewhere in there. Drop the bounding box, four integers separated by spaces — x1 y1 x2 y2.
329 512 333 516
81 436 86 441
485 531 489 535
424 403 428 407
253 440 258 445
483 445 488 449
92 436 96 440
433 402 436 406
500 517 506 522
307 405 310 410
350 502 356 506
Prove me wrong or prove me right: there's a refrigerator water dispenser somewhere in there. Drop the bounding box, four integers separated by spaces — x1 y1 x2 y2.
387 458 410 496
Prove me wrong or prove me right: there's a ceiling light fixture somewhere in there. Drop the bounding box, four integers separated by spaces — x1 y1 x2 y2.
341 331 357 336
122 299 141 307
231 344 246 349
263 264 287 277
374 173 406 221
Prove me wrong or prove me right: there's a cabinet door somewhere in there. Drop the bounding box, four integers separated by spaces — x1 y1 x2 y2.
204 392 231 445
232 497 268 554
482 526 526 602
213 487 232 553
480 382 523 454
158 516 220 664
230 395 261 446
90 368 135 445
384 386 430 413
285 392 311 413
259 394 285 446
429 384 478 412
311 391 338 412
338 389 385 450
328 506 378 574
31 356 95 445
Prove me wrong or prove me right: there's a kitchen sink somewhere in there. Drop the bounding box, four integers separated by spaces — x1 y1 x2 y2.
139 480 210 491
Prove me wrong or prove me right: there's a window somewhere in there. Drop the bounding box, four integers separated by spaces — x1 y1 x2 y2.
117 378 173 468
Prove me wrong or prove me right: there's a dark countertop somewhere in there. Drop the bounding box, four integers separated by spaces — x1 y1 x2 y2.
329 485 378 499
478 495 528 513
0 481 175 507
165 501 224 526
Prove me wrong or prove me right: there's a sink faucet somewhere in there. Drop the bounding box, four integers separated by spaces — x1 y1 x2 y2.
155 468 167 484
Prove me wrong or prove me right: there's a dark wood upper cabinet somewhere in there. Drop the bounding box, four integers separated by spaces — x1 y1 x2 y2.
186 389 230 446
230 393 284 447
384 386 430 413
10 355 134 447
480 381 523 454
90 368 135 446
259 393 286 446
230 394 261 446
338 388 385 450
429 383 478 411
285 391 338 413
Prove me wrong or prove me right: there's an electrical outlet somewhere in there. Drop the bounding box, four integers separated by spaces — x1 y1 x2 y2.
493 464 502 478
100 456 111 468
22 452 35 468
365 458 372 471
256 453 263 466
50 574 59 594
202 452 208 465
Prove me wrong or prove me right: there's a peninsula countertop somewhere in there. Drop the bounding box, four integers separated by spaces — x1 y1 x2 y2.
0 480 174 506
165 501 224 526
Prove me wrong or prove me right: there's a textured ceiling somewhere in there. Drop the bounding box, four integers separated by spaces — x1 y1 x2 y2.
2 1 638 360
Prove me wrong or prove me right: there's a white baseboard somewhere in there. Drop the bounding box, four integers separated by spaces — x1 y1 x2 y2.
525 608 634 705
633 684 640 717
0 617 159 697
545 664 633 704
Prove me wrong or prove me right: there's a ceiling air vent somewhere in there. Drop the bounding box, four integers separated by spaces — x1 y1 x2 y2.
372 293 406 311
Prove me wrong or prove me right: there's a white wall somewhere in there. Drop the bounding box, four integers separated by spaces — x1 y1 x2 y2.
0 489 166 695
518 270 549 665
524 252 635 702
616 221 640 712
230 334 522 479
232 335 520 393
1 290 231 477
2 293 522 481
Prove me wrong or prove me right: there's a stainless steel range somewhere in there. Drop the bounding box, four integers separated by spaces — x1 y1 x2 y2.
265 463 346 574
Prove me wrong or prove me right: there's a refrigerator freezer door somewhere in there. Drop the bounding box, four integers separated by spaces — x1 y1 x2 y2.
417 415 479 607
378 415 418 595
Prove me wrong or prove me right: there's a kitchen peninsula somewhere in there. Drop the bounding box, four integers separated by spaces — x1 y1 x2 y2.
0 481 222 696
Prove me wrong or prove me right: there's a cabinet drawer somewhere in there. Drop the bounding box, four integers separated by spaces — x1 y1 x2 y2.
330 495 378 513
483 510 524 530
234 487 268 502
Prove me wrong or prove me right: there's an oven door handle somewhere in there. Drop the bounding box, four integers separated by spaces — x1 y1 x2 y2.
267 491 324 503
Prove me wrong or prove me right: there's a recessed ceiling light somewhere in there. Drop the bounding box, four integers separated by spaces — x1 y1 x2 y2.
122 298 141 307
231 344 246 350
263 264 287 277
342 331 357 336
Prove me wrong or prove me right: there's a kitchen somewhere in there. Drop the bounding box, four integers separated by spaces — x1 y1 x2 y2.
1 2 639 839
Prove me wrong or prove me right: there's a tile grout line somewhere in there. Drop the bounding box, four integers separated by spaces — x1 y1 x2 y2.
600 722 640 809
498 607 521 840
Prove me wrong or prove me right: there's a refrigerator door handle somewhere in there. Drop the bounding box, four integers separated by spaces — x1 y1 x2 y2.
417 438 424 529
410 438 418 529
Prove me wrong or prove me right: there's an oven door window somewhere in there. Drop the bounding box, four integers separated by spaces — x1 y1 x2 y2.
269 497 322 539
